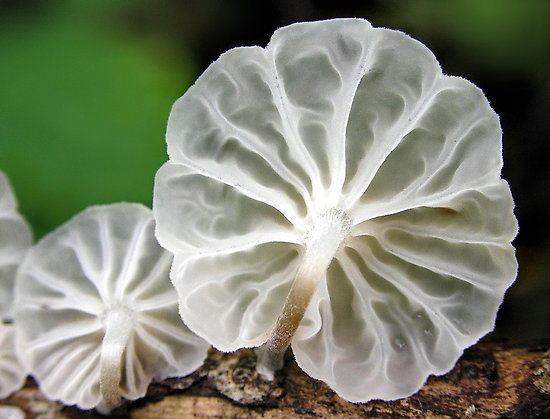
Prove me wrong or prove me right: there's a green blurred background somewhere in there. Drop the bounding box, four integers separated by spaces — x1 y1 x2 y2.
1 0 549 340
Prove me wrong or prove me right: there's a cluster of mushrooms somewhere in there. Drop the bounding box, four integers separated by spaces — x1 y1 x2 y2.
1 18 517 414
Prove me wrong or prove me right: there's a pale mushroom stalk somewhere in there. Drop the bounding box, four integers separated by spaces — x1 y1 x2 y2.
99 306 133 408
257 208 352 379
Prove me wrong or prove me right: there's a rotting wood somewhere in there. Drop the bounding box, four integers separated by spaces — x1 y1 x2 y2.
1 337 549 418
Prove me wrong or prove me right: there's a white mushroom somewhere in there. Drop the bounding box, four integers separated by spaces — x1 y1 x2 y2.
0 324 26 400
0 171 30 400
0 171 32 322
153 18 518 402
14 203 210 412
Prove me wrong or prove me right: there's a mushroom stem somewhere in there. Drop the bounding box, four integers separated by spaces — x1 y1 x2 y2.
257 208 351 379
99 307 133 409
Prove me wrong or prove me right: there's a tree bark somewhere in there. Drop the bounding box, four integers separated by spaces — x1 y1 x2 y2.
2 337 549 418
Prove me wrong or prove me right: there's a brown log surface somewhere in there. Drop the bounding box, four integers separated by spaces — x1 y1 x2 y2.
2 337 549 418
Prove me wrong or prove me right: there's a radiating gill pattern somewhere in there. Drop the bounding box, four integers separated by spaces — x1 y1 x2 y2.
154 19 518 402
0 325 26 398
154 164 301 256
173 242 301 351
14 204 209 410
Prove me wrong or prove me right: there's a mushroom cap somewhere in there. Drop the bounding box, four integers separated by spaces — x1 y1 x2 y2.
0 324 27 399
153 18 518 402
14 203 210 410
0 171 32 321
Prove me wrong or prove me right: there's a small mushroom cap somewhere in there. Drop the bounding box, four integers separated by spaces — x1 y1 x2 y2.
14 203 210 411
0 324 27 399
153 18 518 402
0 171 32 321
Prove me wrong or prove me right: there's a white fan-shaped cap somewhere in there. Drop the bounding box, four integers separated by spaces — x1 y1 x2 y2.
153 18 518 402
14 203 210 412
0 171 32 321
0 324 26 399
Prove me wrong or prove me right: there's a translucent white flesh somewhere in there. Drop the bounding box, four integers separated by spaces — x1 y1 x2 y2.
99 308 133 408
0 171 32 321
14 204 210 411
153 18 518 402
0 324 26 399
256 208 352 378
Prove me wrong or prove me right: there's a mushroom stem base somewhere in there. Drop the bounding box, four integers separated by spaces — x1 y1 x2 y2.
99 307 133 411
256 208 351 380
255 265 318 379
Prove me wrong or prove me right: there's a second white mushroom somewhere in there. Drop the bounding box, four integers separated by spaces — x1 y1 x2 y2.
14 203 210 413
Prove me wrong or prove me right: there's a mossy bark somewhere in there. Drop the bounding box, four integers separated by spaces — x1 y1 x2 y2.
2 337 549 418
